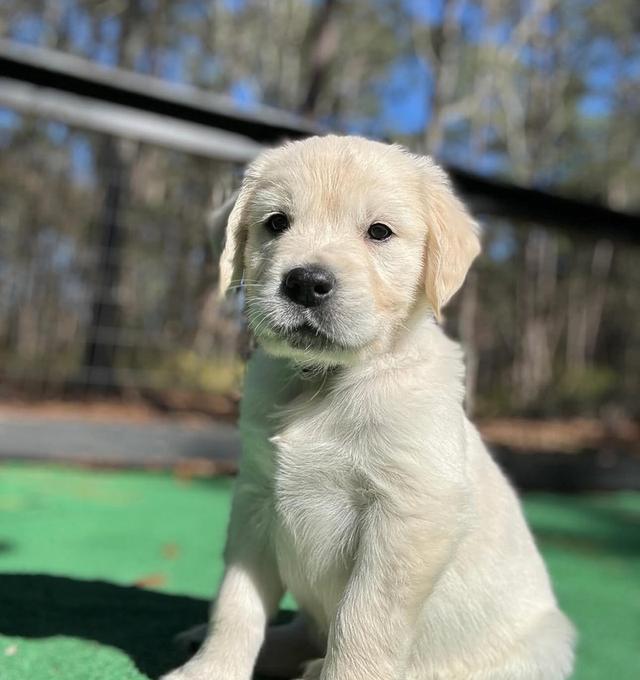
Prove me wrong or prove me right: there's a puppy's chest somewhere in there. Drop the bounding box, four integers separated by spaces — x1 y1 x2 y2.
270 411 368 570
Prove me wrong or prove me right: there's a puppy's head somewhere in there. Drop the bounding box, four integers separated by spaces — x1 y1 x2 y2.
217 135 480 366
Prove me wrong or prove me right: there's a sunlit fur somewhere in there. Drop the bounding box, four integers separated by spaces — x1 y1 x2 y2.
162 136 575 680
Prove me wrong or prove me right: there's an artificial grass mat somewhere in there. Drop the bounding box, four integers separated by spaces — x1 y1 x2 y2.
0 463 638 679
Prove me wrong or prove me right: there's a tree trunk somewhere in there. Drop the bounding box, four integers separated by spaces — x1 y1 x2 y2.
299 0 341 117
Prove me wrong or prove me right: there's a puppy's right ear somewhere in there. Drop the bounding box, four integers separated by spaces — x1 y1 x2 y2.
211 188 248 297
212 150 273 296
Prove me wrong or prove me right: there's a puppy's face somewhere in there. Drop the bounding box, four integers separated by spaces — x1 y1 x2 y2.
219 136 480 366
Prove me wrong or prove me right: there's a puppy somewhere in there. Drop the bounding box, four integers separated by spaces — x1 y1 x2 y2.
162 136 575 680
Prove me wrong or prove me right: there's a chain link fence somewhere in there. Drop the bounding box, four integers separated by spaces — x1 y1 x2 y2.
0 112 244 404
1 108 639 424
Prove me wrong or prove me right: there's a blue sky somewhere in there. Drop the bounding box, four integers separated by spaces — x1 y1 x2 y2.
1 0 631 182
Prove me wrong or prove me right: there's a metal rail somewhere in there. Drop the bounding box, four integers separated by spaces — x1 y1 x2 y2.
1 38 638 241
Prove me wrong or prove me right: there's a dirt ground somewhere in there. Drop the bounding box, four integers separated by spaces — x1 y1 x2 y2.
1 397 638 457
478 416 640 456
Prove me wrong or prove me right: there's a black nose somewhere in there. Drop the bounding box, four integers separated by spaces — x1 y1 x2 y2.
281 266 335 308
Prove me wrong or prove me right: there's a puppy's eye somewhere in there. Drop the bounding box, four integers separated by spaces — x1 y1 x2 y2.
265 212 290 235
367 223 393 241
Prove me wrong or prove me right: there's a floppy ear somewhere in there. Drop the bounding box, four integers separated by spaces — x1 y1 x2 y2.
423 164 481 319
211 189 249 297
212 149 275 296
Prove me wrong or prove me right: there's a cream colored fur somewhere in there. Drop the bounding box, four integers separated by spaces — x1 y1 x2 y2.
161 136 575 680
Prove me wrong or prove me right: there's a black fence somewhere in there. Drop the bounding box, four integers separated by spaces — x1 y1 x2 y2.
1 40 639 418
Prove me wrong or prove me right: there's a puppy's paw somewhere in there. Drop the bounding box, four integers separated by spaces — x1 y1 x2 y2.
294 657 324 680
173 623 208 655
158 662 209 680
158 671 190 680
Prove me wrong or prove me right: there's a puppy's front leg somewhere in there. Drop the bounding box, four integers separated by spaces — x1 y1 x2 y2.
321 491 466 680
161 484 282 680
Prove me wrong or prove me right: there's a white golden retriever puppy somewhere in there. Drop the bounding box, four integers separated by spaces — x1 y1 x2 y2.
162 136 575 680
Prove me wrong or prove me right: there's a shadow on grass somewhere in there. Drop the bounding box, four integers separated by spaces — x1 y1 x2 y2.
0 573 292 679
0 573 206 678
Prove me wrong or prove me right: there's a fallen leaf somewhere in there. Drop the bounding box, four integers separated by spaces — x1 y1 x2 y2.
134 573 167 588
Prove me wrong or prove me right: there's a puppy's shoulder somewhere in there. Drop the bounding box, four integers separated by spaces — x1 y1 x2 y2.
342 322 466 412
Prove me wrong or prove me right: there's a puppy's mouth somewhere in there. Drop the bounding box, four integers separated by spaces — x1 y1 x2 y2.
245 295 365 358
272 321 339 350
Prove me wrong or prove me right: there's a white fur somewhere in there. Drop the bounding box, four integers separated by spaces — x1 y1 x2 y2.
162 136 575 680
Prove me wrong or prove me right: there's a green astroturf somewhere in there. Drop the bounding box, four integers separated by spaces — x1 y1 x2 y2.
0 463 638 679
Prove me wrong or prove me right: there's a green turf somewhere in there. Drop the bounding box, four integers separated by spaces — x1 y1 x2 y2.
0 463 638 679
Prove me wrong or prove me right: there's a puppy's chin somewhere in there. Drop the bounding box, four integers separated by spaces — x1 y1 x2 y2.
254 324 363 367
245 293 387 367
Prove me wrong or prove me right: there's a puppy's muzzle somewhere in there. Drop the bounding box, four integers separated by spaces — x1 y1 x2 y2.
281 265 335 308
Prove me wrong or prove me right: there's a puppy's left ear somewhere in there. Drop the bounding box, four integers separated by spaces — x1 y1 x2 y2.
422 161 481 319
